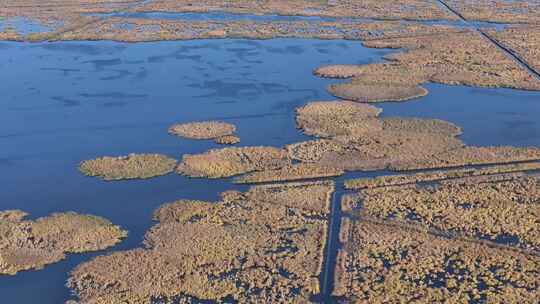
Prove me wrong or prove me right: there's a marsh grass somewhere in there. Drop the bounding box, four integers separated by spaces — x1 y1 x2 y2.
168 121 236 140
79 153 177 181
177 146 290 178
0 211 126 275
67 181 334 303
358 177 540 252
335 219 540 302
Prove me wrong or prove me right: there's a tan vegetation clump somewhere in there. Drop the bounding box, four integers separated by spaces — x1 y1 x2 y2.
316 62 430 85
289 101 540 175
356 177 540 251
444 0 540 24
351 21 466 41
214 135 240 145
340 193 364 213
295 100 460 139
287 101 465 171
314 65 366 79
319 62 432 103
176 146 290 178
68 181 333 303
392 146 540 170
0 27 21 40
0 210 27 221
295 100 382 137
439 172 525 186
345 161 540 189
168 121 236 140
381 117 462 136
318 30 540 102
133 0 457 21
245 181 335 214
234 163 344 184
286 133 463 172
286 139 351 163
407 32 540 90
0 210 126 275
334 219 540 302
327 82 429 103
485 26 540 73
152 200 215 224
79 153 177 181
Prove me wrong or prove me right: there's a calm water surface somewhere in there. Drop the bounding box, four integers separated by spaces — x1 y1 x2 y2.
0 38 539 303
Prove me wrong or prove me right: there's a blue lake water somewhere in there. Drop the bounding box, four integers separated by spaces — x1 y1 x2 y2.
0 38 539 303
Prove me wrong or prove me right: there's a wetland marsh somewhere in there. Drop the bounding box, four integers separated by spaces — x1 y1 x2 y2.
1 1 540 303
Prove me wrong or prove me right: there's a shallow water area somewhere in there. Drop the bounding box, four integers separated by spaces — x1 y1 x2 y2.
86 11 509 30
0 17 56 35
0 37 539 303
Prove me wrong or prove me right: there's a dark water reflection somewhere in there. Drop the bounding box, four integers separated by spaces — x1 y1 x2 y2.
0 38 539 303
